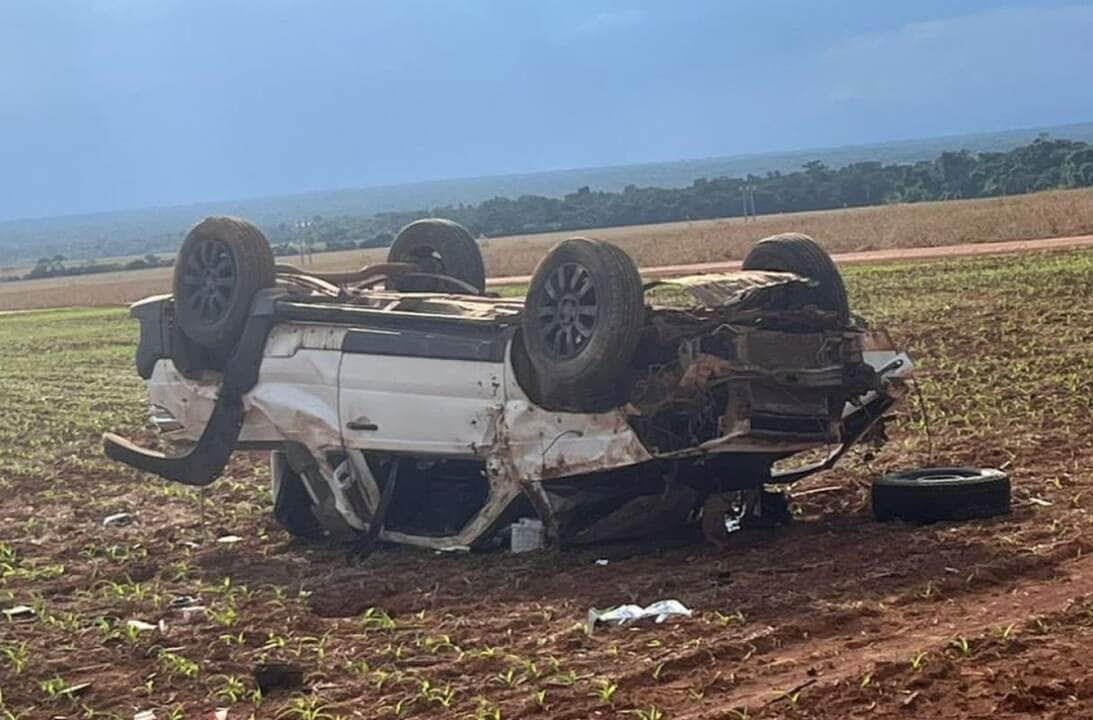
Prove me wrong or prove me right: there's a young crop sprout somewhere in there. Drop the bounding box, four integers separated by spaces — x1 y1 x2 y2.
360 607 397 631
949 636 971 656
593 679 619 706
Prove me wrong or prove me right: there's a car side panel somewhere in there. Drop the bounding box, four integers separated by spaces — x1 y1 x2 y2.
338 351 503 457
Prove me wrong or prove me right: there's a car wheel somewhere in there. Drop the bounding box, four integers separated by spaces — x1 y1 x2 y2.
173 217 275 351
522 238 644 412
741 232 849 324
872 467 1011 522
386 218 486 294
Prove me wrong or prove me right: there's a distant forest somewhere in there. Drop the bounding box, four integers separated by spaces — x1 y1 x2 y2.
9 136 1093 281
266 136 1093 252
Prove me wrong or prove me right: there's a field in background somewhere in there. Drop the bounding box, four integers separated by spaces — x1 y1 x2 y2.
1 187 1092 311
2 250 1093 718
5 120 1093 266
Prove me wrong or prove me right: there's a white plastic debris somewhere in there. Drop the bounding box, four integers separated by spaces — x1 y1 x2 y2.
134 711 155 720
435 545 471 553
126 619 157 632
207 710 228 720
595 559 610 566
174 605 208 624
216 535 243 544
2 605 35 621
586 600 692 633
103 512 133 527
510 518 545 553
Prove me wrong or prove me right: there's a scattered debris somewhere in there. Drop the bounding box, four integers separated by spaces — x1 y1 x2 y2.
792 485 843 498
102 512 133 527
2 605 36 622
133 711 155 720
510 518 545 553
126 619 157 632
174 605 208 624
169 595 199 608
216 534 243 544
207 710 228 720
595 559 610 566
586 599 693 633
253 662 305 694
59 681 92 698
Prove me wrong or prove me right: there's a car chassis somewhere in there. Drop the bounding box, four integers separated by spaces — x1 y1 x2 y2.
104 220 911 551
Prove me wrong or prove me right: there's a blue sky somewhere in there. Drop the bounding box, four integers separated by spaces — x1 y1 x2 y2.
2 0 1092 220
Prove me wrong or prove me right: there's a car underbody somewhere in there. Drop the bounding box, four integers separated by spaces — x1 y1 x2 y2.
113 270 909 551
101 218 913 552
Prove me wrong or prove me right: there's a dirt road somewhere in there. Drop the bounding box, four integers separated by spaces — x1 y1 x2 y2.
486 233 1093 286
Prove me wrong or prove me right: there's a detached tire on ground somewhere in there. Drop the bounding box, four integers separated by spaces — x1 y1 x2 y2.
741 232 850 324
173 217 275 351
386 218 486 294
872 467 1011 522
522 238 645 412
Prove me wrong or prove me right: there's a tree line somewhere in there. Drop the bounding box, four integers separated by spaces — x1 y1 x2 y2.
7 136 1093 281
266 136 1093 251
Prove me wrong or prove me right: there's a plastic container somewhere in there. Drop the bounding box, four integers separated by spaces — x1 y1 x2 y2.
510 518 545 553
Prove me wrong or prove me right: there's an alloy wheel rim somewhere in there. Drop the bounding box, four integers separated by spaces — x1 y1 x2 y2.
180 238 236 325
538 262 598 359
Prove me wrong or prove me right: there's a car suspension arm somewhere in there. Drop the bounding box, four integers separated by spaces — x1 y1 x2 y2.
768 394 895 485
348 457 400 561
101 290 281 486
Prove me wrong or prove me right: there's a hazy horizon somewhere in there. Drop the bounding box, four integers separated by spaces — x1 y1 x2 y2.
3 1 1093 222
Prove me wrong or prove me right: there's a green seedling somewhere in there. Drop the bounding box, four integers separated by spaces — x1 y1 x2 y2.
360 607 397 631
158 650 200 679
949 636 971 656
592 678 618 706
216 675 247 703
0 643 28 673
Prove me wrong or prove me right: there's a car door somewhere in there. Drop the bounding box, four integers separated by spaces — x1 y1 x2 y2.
337 323 508 458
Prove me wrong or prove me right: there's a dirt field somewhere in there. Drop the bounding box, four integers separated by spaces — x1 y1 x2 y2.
2 187 1093 311
2 248 1093 719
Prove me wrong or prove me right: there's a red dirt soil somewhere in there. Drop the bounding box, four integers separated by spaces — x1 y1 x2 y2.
2 249 1093 719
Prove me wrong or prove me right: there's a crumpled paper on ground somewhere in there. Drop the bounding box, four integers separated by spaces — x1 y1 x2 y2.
586 599 692 633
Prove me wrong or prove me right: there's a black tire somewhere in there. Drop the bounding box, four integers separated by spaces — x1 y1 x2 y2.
872 467 1011 522
270 452 324 540
741 232 850 324
173 217 275 350
522 238 645 411
386 218 486 294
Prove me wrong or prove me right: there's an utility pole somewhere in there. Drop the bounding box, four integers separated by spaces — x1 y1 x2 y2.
742 184 757 222
296 219 313 264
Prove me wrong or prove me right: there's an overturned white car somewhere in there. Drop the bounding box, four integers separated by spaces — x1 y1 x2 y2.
104 217 910 550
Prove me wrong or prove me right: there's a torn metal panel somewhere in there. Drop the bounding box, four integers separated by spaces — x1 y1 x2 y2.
496 342 652 483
